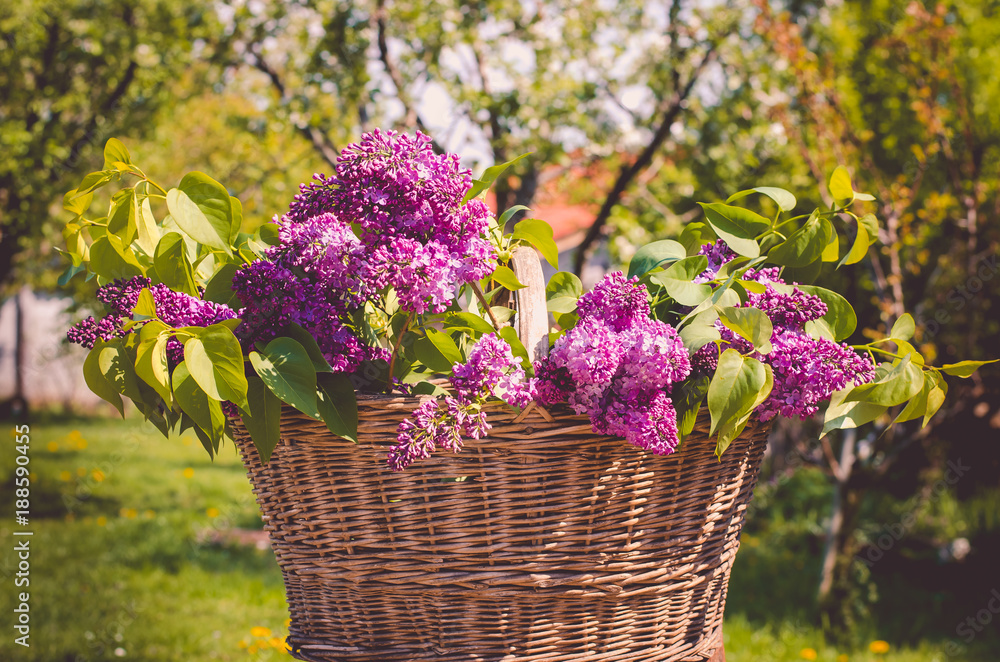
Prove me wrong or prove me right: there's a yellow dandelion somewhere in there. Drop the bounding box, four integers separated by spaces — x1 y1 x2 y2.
181 436 193 446
119 508 138 519
206 507 220 518
285 618 292 628
869 640 890 654
96 516 108 527
183 467 195 479
92 469 105 483
250 626 272 638
143 510 155 519
76 439 88 450
248 644 258 654
59 471 72 482
800 648 818 661
76 467 87 477
269 637 284 648
69 430 82 440
47 441 59 452
238 640 248 649
837 655 849 662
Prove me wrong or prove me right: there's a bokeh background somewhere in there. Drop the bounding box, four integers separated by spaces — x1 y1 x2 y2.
1 1 999 660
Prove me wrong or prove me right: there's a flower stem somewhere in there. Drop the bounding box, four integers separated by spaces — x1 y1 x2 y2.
386 312 414 391
471 282 504 329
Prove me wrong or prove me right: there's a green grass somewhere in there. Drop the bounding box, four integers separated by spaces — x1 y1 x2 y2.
0 415 993 661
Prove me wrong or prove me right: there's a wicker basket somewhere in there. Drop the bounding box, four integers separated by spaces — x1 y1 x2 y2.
230 401 768 661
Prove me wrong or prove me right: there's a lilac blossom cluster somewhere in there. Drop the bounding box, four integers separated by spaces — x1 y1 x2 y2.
388 334 535 471
691 240 875 421
232 213 385 374
233 130 496 374
534 272 691 455
67 276 238 365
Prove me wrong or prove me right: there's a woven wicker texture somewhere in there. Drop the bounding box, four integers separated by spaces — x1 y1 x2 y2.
231 396 769 662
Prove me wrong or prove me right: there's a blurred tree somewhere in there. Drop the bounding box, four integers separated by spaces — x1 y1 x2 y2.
221 0 742 244
0 0 231 291
748 0 1000 634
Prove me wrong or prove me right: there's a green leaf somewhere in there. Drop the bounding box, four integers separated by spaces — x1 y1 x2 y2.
281 322 333 372
63 188 93 216
182 324 249 409
718 306 773 354
939 359 999 378
708 349 769 436
545 271 583 314
923 370 948 426
134 195 160 256
838 218 870 267
249 338 320 419
153 233 199 297
498 204 531 227
89 235 144 280
679 222 714 256
490 306 516 325
829 166 855 207
316 372 359 443
492 265 527 290
229 196 243 243
107 189 137 247
444 312 497 336
202 263 240 308
858 214 879 244
239 370 282 464
708 349 772 454
822 387 887 437
649 255 712 306
821 229 840 262
768 211 832 268
134 321 171 403
425 327 464 365
75 170 113 197
498 326 532 376
166 176 233 255
172 361 225 455
679 308 721 353
511 218 559 268
893 371 933 425
727 187 797 212
627 240 687 279
103 138 132 170
463 152 532 203
796 284 857 342
699 203 768 258
675 375 710 439
83 342 125 416
414 333 460 373
844 357 924 406
890 313 915 341
133 288 157 319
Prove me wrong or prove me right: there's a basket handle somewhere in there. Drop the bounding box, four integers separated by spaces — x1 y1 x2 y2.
509 245 549 363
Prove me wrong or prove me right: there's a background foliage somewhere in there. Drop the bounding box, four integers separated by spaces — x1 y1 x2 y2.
1 0 998 658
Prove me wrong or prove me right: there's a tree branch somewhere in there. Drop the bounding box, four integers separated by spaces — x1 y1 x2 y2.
573 47 717 275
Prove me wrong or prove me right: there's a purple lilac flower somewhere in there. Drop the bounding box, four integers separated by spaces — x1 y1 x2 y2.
690 238 876 420
389 334 534 471
533 272 690 455
329 129 496 313
696 240 738 282
575 271 650 331
592 389 680 455
745 285 826 331
67 277 238 359
756 328 876 422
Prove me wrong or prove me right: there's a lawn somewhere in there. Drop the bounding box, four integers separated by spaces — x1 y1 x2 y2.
0 415 992 661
